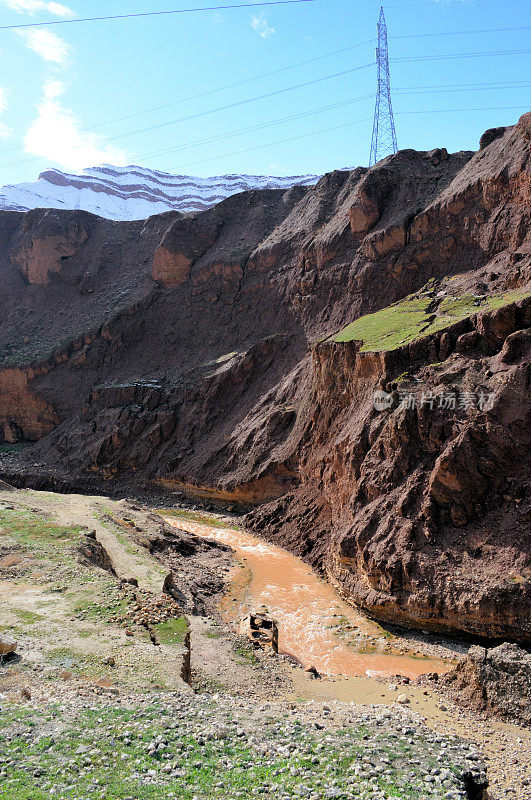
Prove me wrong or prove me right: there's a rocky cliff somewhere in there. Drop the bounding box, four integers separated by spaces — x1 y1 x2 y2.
0 113 529 643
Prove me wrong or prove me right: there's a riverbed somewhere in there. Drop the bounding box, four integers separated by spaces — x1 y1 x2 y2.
165 515 449 679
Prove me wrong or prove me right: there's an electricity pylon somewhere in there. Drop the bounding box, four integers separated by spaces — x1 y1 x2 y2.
369 7 398 166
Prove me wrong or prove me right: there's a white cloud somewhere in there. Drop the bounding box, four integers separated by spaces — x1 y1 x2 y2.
251 14 276 39
3 0 74 17
24 91 128 171
17 28 71 65
43 78 65 99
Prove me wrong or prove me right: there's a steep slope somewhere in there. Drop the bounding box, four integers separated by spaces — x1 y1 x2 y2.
0 113 529 642
247 288 531 643
0 165 319 221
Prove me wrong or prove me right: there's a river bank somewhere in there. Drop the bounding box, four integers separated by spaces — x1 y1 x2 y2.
0 487 529 799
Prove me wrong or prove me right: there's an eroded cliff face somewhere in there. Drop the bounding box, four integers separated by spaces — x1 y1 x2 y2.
0 113 530 642
247 296 531 643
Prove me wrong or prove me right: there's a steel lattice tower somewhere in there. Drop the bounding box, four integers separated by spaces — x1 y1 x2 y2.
369 7 398 166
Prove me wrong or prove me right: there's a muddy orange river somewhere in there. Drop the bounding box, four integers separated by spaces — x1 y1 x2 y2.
166 516 449 680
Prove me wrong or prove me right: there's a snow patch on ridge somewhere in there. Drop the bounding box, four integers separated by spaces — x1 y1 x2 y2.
0 164 319 221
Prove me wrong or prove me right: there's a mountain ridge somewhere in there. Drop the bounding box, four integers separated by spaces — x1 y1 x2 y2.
0 164 320 221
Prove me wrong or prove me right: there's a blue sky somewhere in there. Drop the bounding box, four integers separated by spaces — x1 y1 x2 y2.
0 0 529 182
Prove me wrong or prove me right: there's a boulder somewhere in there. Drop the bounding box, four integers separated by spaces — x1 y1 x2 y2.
0 636 18 656
239 613 279 653
442 642 531 724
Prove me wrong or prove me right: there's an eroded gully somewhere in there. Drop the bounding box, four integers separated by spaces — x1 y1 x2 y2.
165 516 449 680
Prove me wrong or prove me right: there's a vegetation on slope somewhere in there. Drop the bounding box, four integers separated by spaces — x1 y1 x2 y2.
330 286 529 351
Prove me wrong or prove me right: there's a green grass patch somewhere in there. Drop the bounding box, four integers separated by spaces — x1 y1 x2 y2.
0 507 83 547
12 609 44 625
152 617 188 645
71 592 129 622
0 701 459 800
203 628 223 639
231 640 259 664
330 287 530 351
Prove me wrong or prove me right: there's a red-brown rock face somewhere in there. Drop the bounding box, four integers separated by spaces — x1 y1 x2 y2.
151 215 219 287
1 115 530 643
9 210 90 284
247 297 531 643
0 368 59 440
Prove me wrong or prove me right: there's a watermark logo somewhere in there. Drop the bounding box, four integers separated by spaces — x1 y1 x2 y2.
373 390 393 411
373 387 495 412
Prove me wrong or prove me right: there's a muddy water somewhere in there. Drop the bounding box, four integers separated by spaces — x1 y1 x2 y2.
166 516 449 679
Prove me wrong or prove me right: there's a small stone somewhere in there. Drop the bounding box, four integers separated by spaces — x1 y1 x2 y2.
0 637 17 656
396 694 409 704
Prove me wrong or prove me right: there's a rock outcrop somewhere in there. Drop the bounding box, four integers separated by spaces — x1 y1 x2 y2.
0 636 17 656
441 643 531 724
8 210 91 285
0 113 530 642
247 293 531 643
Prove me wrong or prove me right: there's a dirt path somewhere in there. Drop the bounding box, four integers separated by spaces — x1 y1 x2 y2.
3 490 168 593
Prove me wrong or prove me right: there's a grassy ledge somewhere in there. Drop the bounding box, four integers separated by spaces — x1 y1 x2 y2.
330 288 530 351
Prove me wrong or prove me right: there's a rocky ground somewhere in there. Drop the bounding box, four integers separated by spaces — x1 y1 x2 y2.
1 488 530 799
0 686 491 800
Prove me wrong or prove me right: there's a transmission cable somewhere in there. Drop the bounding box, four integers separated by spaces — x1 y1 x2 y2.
393 48 531 63
172 105 526 171
89 39 376 131
107 62 376 142
139 80 529 161
0 1 316 30
392 26 531 40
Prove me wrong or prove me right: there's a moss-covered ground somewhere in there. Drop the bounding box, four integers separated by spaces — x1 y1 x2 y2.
330 288 530 351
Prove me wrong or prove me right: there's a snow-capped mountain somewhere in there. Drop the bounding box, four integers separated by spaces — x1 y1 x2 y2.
0 164 319 221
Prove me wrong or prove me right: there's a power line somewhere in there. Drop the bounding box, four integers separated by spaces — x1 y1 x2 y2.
109 48 530 143
80 1 508 115
0 96 527 174
0 75 528 172
139 81 530 160
172 105 525 172
174 116 373 170
393 48 531 62
89 39 376 131
397 105 526 115
107 62 376 142
1 80 527 171
108 47 531 144
395 80 531 92
392 25 531 40
0 0 316 30
0 64 375 169
140 94 375 158
87 28 531 132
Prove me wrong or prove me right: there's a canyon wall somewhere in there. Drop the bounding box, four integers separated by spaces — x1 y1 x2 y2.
0 113 529 642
